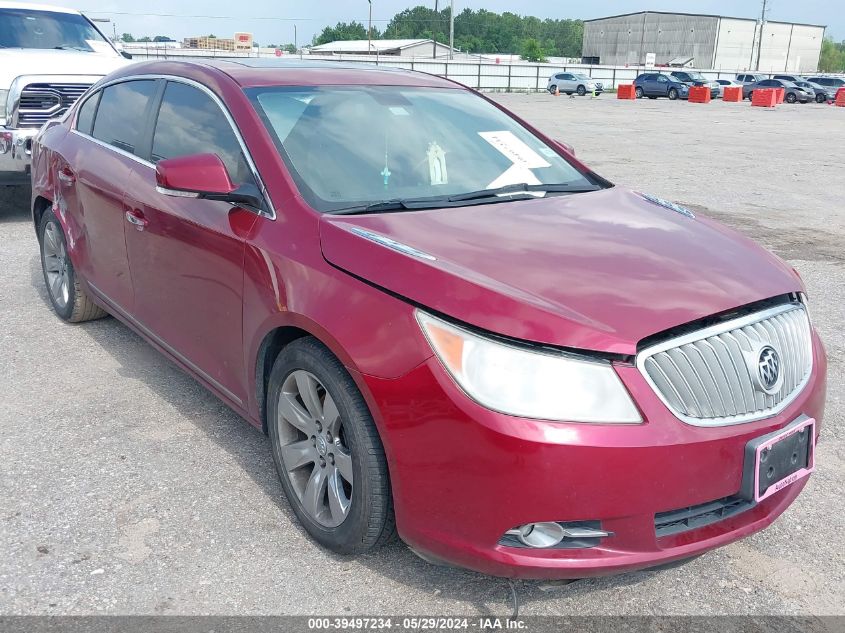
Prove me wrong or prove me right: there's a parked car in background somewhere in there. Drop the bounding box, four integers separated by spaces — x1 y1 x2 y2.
546 72 603 96
0 1 128 185
743 78 813 103
716 78 743 88
30 59 827 579
669 70 722 98
736 73 766 85
806 76 845 93
633 73 690 100
772 74 808 84
793 80 833 103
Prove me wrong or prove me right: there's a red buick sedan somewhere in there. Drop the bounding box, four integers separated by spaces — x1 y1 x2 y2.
30 60 826 579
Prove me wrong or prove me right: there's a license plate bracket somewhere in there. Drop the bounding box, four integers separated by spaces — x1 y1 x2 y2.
739 415 815 502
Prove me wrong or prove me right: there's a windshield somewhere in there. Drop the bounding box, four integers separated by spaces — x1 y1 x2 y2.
247 85 600 213
686 72 706 81
574 74 592 80
0 8 113 52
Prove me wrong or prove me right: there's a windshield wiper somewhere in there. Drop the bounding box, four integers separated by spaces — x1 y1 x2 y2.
447 182 599 202
328 182 599 215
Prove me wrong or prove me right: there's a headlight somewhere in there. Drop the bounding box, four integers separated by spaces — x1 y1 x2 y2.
416 311 642 423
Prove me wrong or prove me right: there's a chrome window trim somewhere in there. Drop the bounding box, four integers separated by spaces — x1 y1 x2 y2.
69 73 276 220
636 302 814 427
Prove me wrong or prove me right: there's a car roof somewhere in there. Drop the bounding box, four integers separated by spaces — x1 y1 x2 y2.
108 59 461 90
0 1 78 13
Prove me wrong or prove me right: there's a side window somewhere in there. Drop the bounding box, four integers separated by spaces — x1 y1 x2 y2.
562 74 573 80
75 90 100 136
92 80 156 155
657 75 669 83
151 81 253 187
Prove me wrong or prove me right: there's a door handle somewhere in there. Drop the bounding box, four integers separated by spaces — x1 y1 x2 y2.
125 209 148 231
57 166 75 185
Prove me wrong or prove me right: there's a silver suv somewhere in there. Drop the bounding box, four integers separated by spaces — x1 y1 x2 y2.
547 72 603 96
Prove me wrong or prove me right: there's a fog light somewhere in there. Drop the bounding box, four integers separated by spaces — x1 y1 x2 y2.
511 522 565 548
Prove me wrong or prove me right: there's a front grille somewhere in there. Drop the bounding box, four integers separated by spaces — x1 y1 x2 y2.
17 83 92 128
638 302 812 426
655 495 755 537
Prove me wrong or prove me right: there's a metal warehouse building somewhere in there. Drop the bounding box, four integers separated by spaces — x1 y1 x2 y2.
582 11 825 72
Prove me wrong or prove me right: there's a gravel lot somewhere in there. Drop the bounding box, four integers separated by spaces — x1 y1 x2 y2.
1 96 843 616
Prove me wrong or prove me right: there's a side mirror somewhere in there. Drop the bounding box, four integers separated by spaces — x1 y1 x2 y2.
121 51 133 59
155 153 264 210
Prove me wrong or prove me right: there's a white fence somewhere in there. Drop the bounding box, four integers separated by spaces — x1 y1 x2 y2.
122 47 840 92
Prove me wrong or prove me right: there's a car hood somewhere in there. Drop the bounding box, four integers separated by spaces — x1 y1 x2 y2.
319 187 801 355
0 49 126 88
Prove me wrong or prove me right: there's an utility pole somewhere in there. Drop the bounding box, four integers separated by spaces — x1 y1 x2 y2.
368 0 373 56
755 0 768 71
449 0 454 60
432 0 438 59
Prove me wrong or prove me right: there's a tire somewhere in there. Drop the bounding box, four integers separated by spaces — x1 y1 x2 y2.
747 91 753 101
635 86 644 99
786 93 797 104
576 85 586 96
668 88 679 100
816 94 826 103
38 207 107 323
267 337 395 554
548 84 557 94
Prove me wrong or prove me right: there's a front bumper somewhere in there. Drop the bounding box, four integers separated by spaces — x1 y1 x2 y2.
361 331 827 579
0 127 38 185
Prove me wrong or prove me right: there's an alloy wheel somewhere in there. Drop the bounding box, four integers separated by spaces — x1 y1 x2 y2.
42 221 70 309
276 369 353 528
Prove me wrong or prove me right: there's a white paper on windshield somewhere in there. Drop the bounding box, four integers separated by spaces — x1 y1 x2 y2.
479 131 551 169
486 164 542 191
86 40 114 54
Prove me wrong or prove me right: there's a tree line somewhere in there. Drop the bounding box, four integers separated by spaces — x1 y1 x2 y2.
819 39 845 72
314 6 584 60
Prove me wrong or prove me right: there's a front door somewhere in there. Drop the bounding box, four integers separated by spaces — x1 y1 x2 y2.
123 80 261 407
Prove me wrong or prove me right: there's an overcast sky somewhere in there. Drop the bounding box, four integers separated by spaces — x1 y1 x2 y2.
32 0 841 44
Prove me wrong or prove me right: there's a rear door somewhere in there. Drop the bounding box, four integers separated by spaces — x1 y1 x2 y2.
655 74 671 96
67 79 158 311
122 79 262 407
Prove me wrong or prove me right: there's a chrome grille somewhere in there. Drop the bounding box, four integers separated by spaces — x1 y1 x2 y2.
17 83 92 128
638 302 812 426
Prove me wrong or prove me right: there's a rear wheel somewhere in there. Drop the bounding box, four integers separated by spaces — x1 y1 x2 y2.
635 86 644 99
268 337 395 554
548 84 557 94
668 88 679 100
38 208 107 323
816 93 826 103
576 85 586 96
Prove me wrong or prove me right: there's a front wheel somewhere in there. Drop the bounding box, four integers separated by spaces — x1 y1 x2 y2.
38 208 107 323
635 86 644 98
576 85 586 96
816 93 826 103
668 88 679 100
786 93 797 104
268 337 395 554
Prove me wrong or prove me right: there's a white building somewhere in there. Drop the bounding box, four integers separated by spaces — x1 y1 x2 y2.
582 11 825 72
309 39 453 58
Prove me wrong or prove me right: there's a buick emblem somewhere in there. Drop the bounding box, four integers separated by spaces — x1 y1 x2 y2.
755 345 783 395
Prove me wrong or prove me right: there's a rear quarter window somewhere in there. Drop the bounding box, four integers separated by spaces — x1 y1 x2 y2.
75 91 100 136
